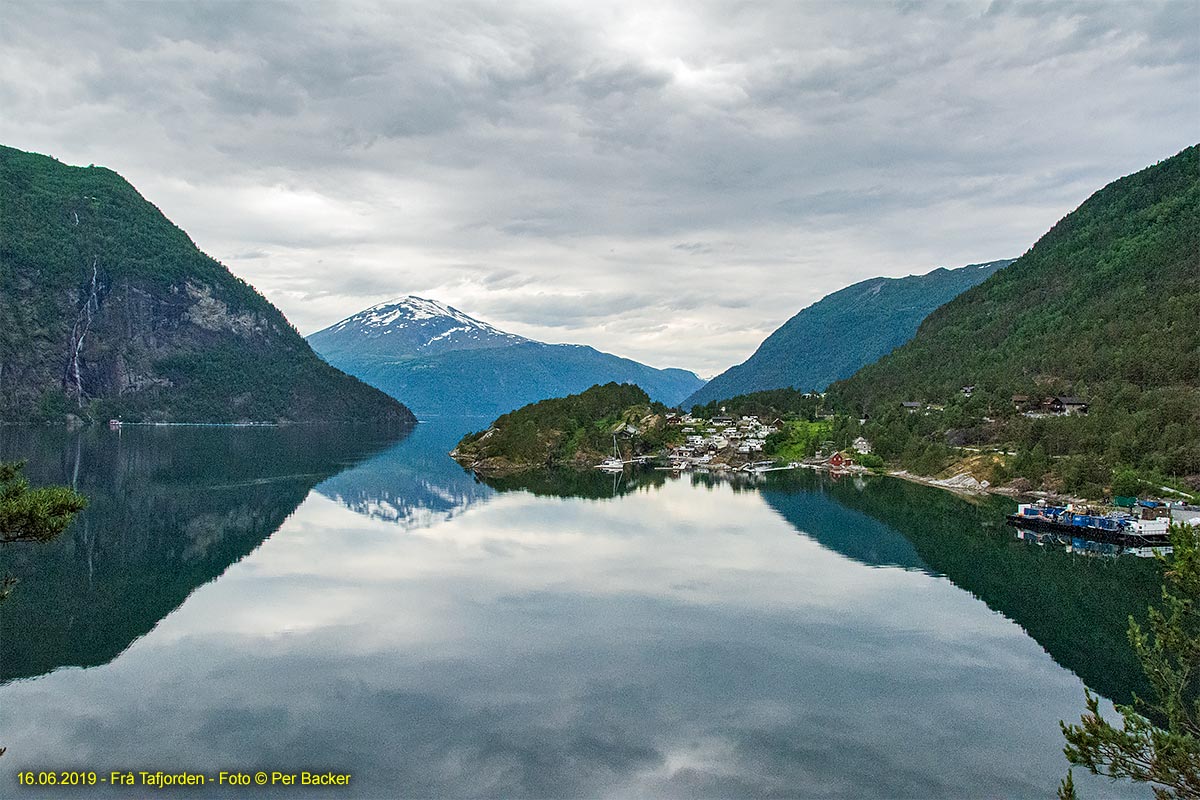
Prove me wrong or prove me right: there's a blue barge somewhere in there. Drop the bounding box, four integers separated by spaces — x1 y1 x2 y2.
1006 502 1172 552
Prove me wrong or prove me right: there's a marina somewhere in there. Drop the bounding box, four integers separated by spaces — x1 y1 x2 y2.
1006 500 1178 555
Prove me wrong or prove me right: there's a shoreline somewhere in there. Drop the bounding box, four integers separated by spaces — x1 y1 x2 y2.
456 445 1196 514
883 467 1200 524
884 465 1102 506
884 468 1005 499
1 418 417 429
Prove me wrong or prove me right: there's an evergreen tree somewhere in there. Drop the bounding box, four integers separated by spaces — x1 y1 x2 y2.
0 459 87 760
1112 469 1143 499
1059 524 1200 799
0 460 87 603
0 460 87 544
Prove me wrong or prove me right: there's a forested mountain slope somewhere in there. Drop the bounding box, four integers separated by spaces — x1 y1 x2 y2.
830 145 1200 487
683 260 1012 408
0 146 413 424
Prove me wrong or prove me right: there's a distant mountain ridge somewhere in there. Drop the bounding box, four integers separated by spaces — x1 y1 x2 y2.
683 259 1013 408
308 296 528 362
0 145 413 424
308 298 704 417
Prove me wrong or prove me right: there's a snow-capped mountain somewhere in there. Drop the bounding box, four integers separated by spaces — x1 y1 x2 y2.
306 295 705 417
307 296 528 362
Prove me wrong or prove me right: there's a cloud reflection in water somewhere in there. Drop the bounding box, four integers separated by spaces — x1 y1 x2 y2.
0 463 1137 798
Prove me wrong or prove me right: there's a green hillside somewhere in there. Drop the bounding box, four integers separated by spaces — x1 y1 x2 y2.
451 382 676 474
830 145 1200 493
683 260 1012 407
689 386 824 420
0 145 414 424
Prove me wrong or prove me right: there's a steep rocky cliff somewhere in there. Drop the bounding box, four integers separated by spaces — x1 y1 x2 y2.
0 145 414 424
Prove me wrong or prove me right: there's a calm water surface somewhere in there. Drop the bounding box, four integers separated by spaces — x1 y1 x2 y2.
0 420 1161 798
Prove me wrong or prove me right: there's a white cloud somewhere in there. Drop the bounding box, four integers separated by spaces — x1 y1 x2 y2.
2 0 1195 373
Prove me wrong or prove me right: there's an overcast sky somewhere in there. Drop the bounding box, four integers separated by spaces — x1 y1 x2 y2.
2 1 1196 375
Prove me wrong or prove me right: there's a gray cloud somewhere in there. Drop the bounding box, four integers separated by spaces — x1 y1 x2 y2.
1 0 1195 373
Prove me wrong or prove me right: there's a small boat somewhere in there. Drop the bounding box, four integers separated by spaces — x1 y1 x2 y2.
596 435 625 472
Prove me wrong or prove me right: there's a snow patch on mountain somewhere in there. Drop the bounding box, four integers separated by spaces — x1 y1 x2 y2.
308 295 529 361
427 326 469 344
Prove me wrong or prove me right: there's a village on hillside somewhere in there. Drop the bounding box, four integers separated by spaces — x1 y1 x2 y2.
621 409 875 476
602 386 1144 501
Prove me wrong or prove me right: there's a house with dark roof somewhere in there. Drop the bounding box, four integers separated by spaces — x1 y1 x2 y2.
1042 396 1089 415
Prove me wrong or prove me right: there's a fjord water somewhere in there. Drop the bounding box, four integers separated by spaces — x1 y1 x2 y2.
0 421 1159 798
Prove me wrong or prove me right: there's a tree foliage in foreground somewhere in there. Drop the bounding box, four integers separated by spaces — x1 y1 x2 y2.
0 458 87 768
0 460 87 545
0 459 86 759
1059 524 1200 799
0 459 86 758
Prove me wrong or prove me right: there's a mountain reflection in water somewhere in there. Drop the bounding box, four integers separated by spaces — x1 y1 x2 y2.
315 418 494 529
0 423 409 682
320 433 1160 709
470 465 1161 707
0 421 1159 798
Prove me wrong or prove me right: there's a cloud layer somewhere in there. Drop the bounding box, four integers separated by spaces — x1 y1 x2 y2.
2 0 1196 373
